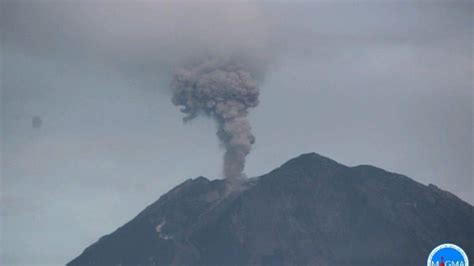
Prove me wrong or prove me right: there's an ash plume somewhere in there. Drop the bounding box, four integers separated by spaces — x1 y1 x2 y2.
171 59 259 179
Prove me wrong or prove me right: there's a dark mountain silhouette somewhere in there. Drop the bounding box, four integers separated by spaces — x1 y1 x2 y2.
68 153 473 266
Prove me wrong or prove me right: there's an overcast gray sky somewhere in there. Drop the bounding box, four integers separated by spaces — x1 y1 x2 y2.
1 1 472 265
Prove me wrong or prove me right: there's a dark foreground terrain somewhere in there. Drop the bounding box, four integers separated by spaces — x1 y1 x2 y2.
69 153 473 266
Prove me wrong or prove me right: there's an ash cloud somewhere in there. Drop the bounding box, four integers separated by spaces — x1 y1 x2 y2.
171 58 260 179
1 1 272 79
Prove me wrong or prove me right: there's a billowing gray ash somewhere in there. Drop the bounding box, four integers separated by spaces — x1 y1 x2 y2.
171 58 259 179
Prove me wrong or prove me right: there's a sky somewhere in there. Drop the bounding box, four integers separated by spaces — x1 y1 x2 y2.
1 1 472 265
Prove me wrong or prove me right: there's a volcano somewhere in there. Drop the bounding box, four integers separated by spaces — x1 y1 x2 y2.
68 153 473 266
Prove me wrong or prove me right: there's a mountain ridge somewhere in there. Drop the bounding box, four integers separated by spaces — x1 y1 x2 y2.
69 152 473 266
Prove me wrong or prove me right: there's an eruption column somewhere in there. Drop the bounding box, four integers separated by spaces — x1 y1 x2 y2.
171 59 259 179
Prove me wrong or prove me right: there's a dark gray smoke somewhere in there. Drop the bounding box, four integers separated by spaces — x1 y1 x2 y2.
171 59 259 179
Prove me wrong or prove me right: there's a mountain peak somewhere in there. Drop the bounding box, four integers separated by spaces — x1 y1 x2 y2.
193 176 209 182
69 152 473 266
280 152 342 168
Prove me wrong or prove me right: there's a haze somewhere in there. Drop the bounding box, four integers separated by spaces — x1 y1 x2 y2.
1 1 472 265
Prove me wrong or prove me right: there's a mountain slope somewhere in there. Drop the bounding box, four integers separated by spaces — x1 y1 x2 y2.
68 153 473 266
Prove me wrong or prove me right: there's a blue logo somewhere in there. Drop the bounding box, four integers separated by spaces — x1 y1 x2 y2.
427 243 469 266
